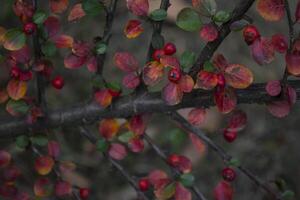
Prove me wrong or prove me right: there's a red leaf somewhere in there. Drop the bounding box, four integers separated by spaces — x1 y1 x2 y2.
34 178 53 197
94 89 113 108
0 150 11 168
196 71 218 90
189 133 206 155
7 79 27 100
108 143 127 160
50 0 69 14
13 0 34 23
68 3 86 22
200 24 218 42
48 140 60 159
160 56 180 69
44 16 61 38
86 56 97 72
168 154 192 173
99 119 120 140
35 156 55 175
213 181 233 200
124 19 144 39
148 170 169 187
10 45 31 64
55 181 72 197
286 52 300 76
214 86 237 114
175 183 192 200
296 1 300 23
271 34 288 53
129 115 148 135
51 34 73 48
250 37 275 65
162 82 183 105
265 80 281 96
267 100 290 118
227 110 247 132
72 41 91 57
188 108 206 126
128 138 144 153
213 54 228 71
179 74 194 93
64 54 87 69
224 64 253 89
122 72 141 89
256 0 285 21
127 0 149 16
154 182 176 200
286 85 297 105
114 52 139 72
142 61 164 86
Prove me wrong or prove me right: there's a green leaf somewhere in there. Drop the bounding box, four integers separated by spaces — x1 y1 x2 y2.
118 131 135 143
106 81 121 91
3 29 26 51
82 0 104 16
150 9 167 21
180 51 196 69
203 61 215 72
30 136 48 146
180 173 195 187
91 75 104 88
282 190 295 200
158 182 176 199
228 158 240 167
96 138 109 152
213 11 231 23
151 33 165 49
275 178 287 192
33 10 47 24
15 135 30 149
230 19 249 32
6 100 29 116
41 41 56 57
95 42 107 55
199 0 217 16
168 128 186 147
176 8 202 32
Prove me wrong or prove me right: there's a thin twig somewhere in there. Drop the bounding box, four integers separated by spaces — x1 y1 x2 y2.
168 111 281 200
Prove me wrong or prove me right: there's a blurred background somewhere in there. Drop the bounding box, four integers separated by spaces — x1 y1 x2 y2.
0 0 299 199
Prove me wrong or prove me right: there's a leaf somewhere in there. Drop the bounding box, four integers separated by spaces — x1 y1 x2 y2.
7 79 27 100
155 182 176 200
114 52 139 72
99 119 120 140
122 72 140 89
51 34 74 48
230 19 249 31
196 71 218 90
189 133 206 155
265 80 281 96
35 156 55 175
94 89 113 107
175 182 192 200
34 178 53 197
296 1 300 23
224 64 253 89
250 37 275 65
267 100 291 118
64 53 87 69
50 0 69 14
162 82 183 105
199 23 218 42
179 174 195 187
179 75 194 93
214 86 237 114
142 61 164 86
127 0 149 16
0 26 7 45
30 136 49 146
108 143 127 160
118 131 135 143
168 154 192 173
95 42 107 54
195 0 217 16
82 0 104 16
0 150 11 168
256 0 285 21
176 8 202 32
68 3 86 22
160 56 180 69
0 89 8 104
3 29 26 51
96 138 109 152
286 52 300 76
150 9 167 21
148 170 169 186
48 140 60 159
129 115 147 135
213 54 228 71
33 10 48 24
44 16 61 38
124 19 144 39
180 51 196 69
188 108 206 126
55 181 72 197
42 41 57 57
213 181 233 200
271 34 288 54
59 161 76 173
128 138 144 153
213 11 231 23
6 99 29 116
227 110 247 132
15 135 29 149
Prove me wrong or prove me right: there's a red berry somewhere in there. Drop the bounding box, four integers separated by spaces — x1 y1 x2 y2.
23 22 37 35
243 25 260 45
222 167 236 182
223 129 237 143
217 73 226 86
168 68 182 83
19 71 33 81
164 42 177 55
10 66 21 79
167 154 180 167
152 49 165 62
108 89 121 97
138 178 150 191
79 188 90 199
51 75 64 90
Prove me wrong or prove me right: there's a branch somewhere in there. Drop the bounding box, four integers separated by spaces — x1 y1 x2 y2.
78 126 149 200
168 111 281 199
188 0 255 79
1 80 300 138
144 134 207 200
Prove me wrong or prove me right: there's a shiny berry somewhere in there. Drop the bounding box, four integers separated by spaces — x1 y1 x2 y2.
152 49 165 62
167 154 180 167
222 167 236 182
168 68 182 83
79 188 90 199
10 66 21 79
163 43 177 55
223 129 237 143
217 73 226 86
243 25 260 45
23 22 37 35
138 178 150 191
51 75 64 90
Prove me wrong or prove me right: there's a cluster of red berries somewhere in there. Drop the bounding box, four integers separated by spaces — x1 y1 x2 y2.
243 25 260 45
152 42 177 62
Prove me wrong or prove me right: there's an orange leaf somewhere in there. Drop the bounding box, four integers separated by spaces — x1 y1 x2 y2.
179 74 194 93
35 156 55 175
7 79 27 100
189 133 206 155
256 0 284 21
124 19 144 39
51 34 74 48
94 89 112 108
114 52 139 72
68 3 85 22
99 119 120 140
188 108 206 126
143 61 164 86
196 71 218 90
50 0 69 14
224 64 253 89
286 52 300 76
